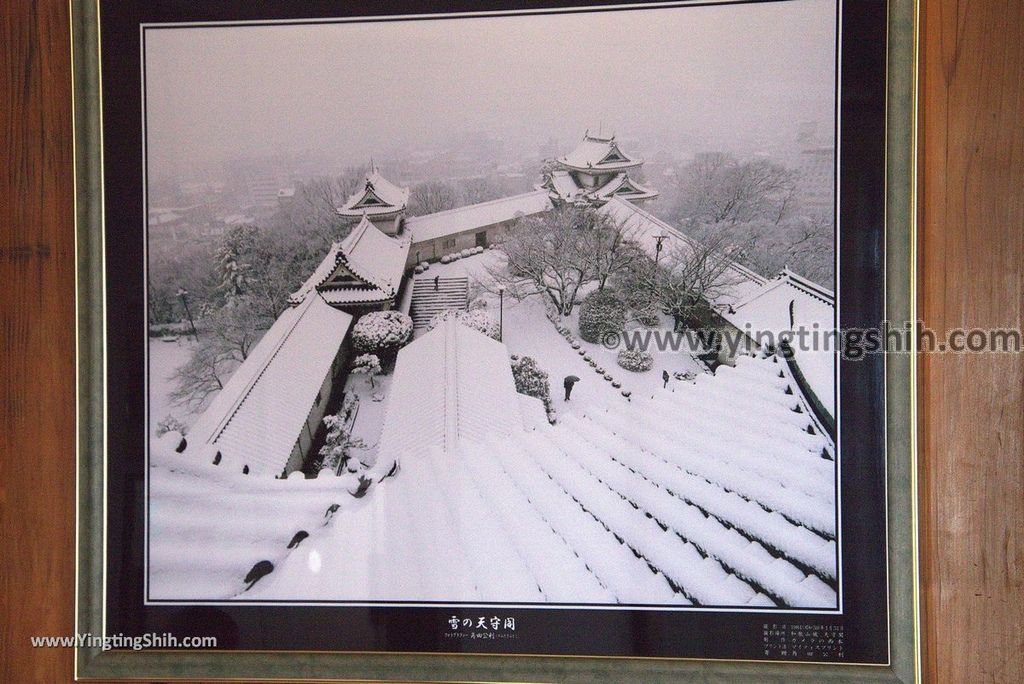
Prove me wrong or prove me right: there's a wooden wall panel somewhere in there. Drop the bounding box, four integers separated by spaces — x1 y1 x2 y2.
1 0 1022 681
918 0 1024 682
0 0 76 682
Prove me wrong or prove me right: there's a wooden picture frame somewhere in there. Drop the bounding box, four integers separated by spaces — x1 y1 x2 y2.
71 0 920 681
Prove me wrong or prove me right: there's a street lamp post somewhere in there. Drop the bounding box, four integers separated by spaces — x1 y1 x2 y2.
177 287 199 339
498 285 506 342
651 233 669 309
654 233 668 267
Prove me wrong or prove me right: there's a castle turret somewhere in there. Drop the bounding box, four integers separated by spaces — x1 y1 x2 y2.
337 166 409 235
539 132 658 206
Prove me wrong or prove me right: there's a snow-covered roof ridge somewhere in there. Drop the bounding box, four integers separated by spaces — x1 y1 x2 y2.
372 317 524 478
289 241 344 304
148 441 372 599
588 172 659 201
558 132 643 172
184 295 353 476
598 196 767 286
405 190 553 244
334 214 411 296
779 267 835 304
337 169 410 217
718 269 837 417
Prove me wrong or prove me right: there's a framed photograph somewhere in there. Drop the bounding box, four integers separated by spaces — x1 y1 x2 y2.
73 0 920 681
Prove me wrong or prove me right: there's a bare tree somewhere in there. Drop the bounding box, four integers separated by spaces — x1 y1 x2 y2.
674 154 798 226
169 345 228 412
484 206 595 316
458 176 501 206
204 298 268 363
700 213 835 289
646 229 751 329
584 211 646 291
408 180 458 215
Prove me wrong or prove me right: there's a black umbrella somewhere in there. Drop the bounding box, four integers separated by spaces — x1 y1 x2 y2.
565 375 580 383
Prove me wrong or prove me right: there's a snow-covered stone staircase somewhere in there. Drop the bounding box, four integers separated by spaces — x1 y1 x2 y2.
410 277 469 329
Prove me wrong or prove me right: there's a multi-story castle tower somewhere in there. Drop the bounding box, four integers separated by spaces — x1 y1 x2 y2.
538 132 658 207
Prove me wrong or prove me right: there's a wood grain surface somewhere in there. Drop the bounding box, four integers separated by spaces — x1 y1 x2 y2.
1 0 77 682
1 0 1022 682
917 0 1024 682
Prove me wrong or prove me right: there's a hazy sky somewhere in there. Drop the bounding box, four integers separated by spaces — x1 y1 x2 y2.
144 0 836 174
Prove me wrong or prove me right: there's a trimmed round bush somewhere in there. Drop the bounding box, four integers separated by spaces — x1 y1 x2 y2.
352 310 413 358
414 264 425 274
510 355 552 412
578 289 626 344
617 349 654 372
440 255 452 264
427 309 500 340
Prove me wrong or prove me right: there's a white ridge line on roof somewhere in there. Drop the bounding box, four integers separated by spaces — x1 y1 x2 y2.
405 189 549 223
207 298 317 445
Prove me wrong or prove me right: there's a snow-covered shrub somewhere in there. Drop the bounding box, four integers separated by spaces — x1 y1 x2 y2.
578 289 626 344
571 341 581 349
603 373 614 381
510 355 552 412
440 255 452 264
577 349 586 356
420 261 430 270
351 353 382 388
634 306 660 328
460 248 472 258
617 349 654 372
351 311 413 359
674 370 698 382
427 309 500 340
468 297 488 311
414 264 425 274
156 414 188 437
319 414 367 475
621 390 632 399
611 380 622 388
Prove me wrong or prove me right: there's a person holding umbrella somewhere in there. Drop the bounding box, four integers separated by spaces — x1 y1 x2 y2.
563 375 580 402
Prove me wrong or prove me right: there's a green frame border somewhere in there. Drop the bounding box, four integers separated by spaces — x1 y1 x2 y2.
73 0 920 680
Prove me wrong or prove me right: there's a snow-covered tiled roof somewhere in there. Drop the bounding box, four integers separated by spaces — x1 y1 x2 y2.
254 354 837 607
406 190 553 244
148 437 368 599
288 217 410 307
558 133 643 172
184 295 353 476
334 214 411 296
289 241 344 303
371 318 524 478
337 169 410 217
719 269 836 416
539 170 584 201
588 172 659 202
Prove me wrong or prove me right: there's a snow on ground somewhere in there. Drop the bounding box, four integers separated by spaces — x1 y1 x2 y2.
419 250 707 418
341 372 393 470
148 337 200 439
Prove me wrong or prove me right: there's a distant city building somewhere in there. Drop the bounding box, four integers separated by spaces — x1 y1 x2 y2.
538 131 658 206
